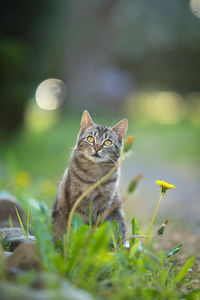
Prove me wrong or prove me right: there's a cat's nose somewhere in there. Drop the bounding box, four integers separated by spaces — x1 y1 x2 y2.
94 144 102 153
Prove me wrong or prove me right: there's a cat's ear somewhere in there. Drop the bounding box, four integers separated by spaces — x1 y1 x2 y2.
112 119 128 141
80 110 94 132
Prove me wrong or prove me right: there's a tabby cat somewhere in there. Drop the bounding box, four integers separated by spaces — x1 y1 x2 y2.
52 111 128 241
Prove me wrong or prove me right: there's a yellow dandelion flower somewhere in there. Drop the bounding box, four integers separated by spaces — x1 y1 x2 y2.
16 171 31 188
155 180 176 194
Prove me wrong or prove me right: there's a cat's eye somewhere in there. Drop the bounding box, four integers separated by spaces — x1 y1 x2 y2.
87 136 95 143
104 139 112 146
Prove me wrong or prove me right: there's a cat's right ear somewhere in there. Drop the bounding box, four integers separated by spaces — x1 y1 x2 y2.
112 119 128 141
80 110 94 132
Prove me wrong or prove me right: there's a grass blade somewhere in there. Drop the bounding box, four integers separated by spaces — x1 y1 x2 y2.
26 208 29 237
15 206 28 240
176 256 195 282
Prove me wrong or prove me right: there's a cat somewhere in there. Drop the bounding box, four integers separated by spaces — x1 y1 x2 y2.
52 111 128 241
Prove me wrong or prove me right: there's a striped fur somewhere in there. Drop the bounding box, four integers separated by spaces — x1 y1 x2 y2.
52 111 128 241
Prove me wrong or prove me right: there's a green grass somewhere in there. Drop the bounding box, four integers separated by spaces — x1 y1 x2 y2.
0 112 199 299
0 194 198 299
128 121 200 165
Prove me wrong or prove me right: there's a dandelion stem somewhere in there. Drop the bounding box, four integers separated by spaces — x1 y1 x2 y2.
147 193 164 236
143 192 164 252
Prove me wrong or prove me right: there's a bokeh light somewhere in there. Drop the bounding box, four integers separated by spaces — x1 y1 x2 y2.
16 170 31 188
145 92 185 124
35 78 67 110
25 100 58 132
125 91 185 124
190 0 200 18
40 180 56 196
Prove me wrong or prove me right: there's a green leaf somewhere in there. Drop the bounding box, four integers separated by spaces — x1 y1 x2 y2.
112 220 119 233
29 199 55 270
38 201 49 215
130 217 139 246
67 224 90 273
71 214 84 234
165 244 183 258
176 256 195 282
112 220 122 243
89 222 111 253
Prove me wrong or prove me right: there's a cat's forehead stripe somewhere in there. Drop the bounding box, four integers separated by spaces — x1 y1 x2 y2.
95 125 108 137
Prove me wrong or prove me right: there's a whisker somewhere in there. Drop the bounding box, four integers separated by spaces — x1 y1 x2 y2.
107 155 118 166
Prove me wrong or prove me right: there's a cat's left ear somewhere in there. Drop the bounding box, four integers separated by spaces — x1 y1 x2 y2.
112 119 128 141
81 110 94 132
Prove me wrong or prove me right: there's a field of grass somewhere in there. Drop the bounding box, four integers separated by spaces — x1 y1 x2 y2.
0 111 200 299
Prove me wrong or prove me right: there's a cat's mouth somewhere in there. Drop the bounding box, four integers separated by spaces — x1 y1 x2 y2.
92 153 101 158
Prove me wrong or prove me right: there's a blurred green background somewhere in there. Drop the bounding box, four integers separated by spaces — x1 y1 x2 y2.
0 0 200 234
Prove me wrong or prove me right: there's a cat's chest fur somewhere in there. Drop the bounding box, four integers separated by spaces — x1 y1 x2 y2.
68 156 118 222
